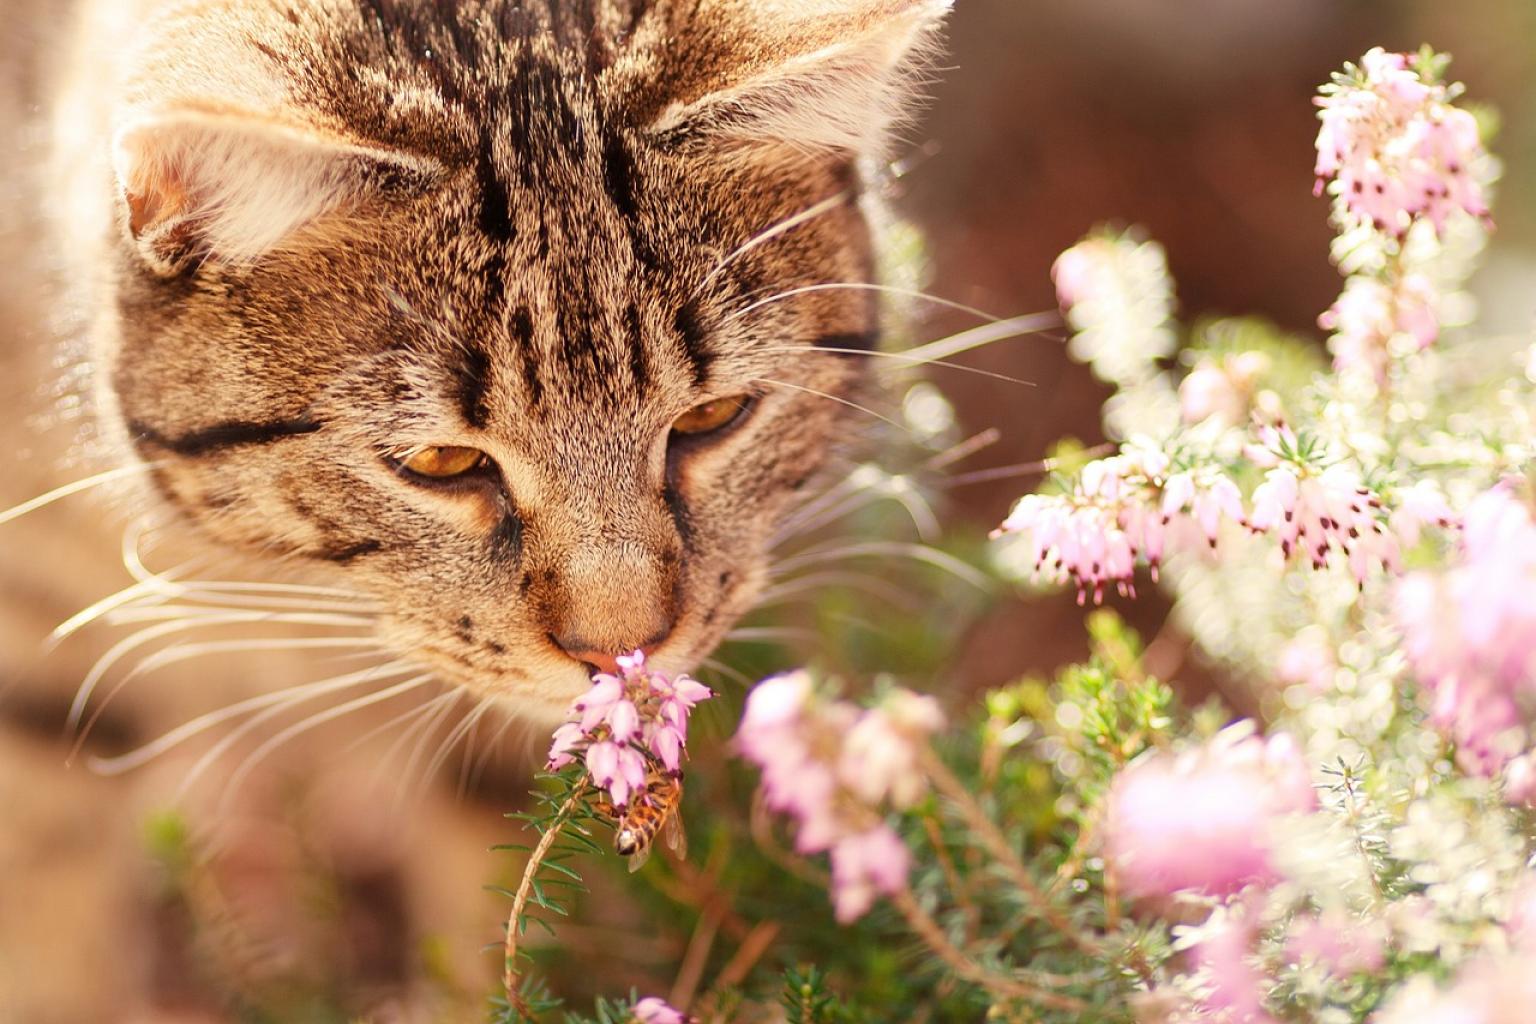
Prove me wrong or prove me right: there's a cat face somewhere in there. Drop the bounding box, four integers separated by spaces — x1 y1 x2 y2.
95 0 947 722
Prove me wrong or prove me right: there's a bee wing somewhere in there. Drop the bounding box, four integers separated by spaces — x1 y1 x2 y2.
663 808 687 861
626 842 653 873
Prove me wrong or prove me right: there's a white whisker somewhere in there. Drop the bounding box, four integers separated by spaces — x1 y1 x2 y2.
130 590 382 614
86 661 413 776
730 283 1003 324
0 463 159 529
124 636 382 680
395 689 464 806
772 540 991 590
49 564 199 646
755 570 920 612
342 689 452 758
897 313 1062 367
924 428 1003 471
469 703 521 791
723 626 820 645
455 698 498 799
68 635 381 760
421 696 495 800
215 673 433 809
751 378 900 429
757 345 1035 386
698 657 754 691
103 605 377 628
69 607 380 732
774 467 934 546
695 192 850 297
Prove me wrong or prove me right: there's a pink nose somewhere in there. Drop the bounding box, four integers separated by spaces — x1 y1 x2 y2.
552 634 669 676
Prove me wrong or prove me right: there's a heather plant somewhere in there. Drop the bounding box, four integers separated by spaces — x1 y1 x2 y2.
488 47 1535 1024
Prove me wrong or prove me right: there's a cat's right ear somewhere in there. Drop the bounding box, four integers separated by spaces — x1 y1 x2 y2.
643 0 952 159
112 110 441 276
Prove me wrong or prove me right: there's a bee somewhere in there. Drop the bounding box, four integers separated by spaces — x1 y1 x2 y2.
596 768 687 872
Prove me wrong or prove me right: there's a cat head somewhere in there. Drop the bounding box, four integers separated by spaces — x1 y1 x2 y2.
99 0 948 722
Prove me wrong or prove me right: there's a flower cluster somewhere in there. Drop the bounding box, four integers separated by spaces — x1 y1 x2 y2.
1375 954 1536 1024
1245 427 1454 585
735 674 943 921
1103 725 1316 901
1314 47 1489 237
546 652 713 807
993 445 1243 604
1179 350 1272 428
1053 230 1178 389
1318 273 1439 381
1396 487 1536 777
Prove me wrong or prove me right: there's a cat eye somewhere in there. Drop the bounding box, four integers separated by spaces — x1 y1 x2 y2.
388 445 492 483
670 395 753 438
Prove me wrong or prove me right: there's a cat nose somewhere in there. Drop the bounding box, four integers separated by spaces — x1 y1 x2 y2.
552 630 671 677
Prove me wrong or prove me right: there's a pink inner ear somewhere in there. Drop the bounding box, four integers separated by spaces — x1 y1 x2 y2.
123 155 188 239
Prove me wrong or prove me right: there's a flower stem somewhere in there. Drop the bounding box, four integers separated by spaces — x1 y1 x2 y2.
503 787 586 1005
920 744 1103 956
890 887 1090 1013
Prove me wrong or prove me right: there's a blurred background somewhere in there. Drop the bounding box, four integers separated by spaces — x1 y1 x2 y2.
1 1 1532 1021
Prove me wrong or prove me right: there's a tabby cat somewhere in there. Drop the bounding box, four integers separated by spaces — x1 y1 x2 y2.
6 0 949 725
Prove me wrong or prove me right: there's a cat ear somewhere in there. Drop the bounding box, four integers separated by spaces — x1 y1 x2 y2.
112 110 441 275
648 0 951 158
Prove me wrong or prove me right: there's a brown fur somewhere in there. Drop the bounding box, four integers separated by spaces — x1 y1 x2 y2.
37 0 949 722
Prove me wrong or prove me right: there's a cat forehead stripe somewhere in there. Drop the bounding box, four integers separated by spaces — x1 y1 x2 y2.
128 418 323 457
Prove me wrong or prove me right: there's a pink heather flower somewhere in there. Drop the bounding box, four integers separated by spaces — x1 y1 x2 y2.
1396 488 1536 775
840 690 945 809
1104 726 1316 901
1276 632 1337 692
1189 910 1277 1024
736 673 936 921
1506 874 1536 945
545 651 713 807
1245 460 1401 586
1390 479 1457 548
993 446 1242 604
632 996 688 1024
1179 351 1271 428
829 826 911 923
1319 274 1440 381
1503 752 1536 808
1285 910 1386 977
1374 955 1536 1024
1051 241 1105 310
1315 47 1490 237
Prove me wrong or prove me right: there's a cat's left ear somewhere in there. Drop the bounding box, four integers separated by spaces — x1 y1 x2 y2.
646 0 952 158
112 109 441 275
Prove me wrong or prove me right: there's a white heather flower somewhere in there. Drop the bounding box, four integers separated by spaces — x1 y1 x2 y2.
1179 351 1271 428
1315 47 1490 238
1053 231 1178 388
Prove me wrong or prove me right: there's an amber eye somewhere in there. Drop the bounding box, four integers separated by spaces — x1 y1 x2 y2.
392 445 489 479
671 395 752 437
